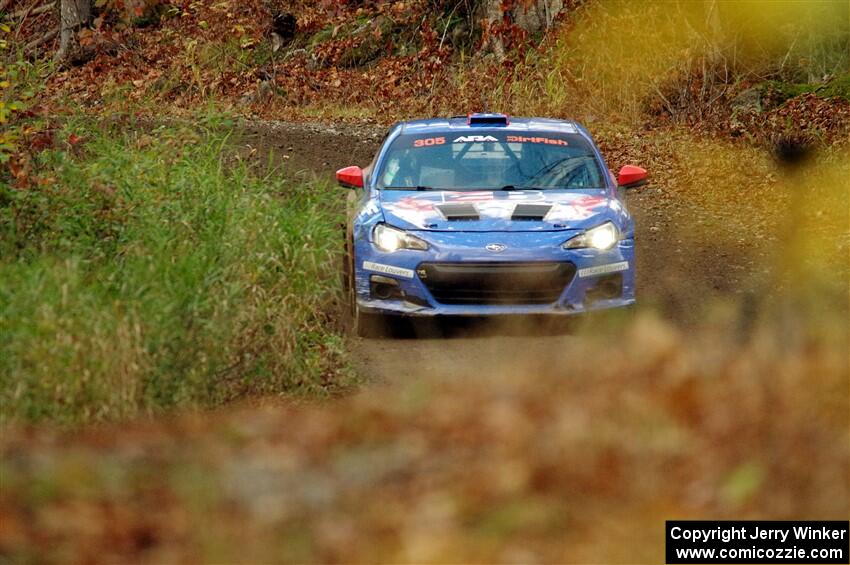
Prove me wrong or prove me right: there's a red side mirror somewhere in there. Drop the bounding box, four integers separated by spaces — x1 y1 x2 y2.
336 165 364 189
617 165 648 188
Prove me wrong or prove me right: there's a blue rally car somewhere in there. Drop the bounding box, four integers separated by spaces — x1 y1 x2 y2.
337 113 647 336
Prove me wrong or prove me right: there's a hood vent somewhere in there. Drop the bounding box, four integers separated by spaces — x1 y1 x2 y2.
512 203 552 221
437 203 479 221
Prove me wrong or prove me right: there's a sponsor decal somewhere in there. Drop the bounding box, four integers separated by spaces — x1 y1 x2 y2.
356 200 381 221
386 196 439 227
474 201 514 219
506 135 569 146
578 261 629 278
453 135 499 143
413 136 446 148
383 192 609 226
544 195 608 221
394 196 438 211
363 261 415 279
445 191 494 202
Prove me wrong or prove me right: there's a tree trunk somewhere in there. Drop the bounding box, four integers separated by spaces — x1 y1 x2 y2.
55 0 89 61
513 0 564 35
481 0 564 58
482 0 505 59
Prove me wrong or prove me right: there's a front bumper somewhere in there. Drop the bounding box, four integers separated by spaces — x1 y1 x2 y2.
354 230 635 317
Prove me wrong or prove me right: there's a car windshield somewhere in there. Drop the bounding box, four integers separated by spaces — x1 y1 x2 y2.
377 131 606 190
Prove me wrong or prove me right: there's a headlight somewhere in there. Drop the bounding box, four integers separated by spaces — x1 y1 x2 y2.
562 221 619 251
372 223 429 252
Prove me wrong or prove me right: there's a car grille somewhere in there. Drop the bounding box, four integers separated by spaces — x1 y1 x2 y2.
417 262 576 305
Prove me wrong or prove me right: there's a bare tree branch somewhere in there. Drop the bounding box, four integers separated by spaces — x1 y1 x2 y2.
7 2 54 19
24 26 57 53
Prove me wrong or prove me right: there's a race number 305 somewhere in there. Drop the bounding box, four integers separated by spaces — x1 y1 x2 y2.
414 137 446 147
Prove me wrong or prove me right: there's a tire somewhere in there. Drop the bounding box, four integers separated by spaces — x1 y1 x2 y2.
345 235 386 338
353 307 384 338
341 228 352 293
350 282 385 338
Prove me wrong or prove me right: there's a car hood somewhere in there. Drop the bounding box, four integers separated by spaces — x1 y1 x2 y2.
379 190 617 232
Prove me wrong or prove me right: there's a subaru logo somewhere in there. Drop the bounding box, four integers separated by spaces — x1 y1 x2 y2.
486 243 507 252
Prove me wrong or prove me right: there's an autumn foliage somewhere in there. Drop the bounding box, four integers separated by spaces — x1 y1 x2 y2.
0 1 848 562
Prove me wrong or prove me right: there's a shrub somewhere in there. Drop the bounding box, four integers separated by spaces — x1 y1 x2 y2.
0 119 353 424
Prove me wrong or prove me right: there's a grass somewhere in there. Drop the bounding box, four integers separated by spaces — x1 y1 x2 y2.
0 117 354 425
760 74 850 105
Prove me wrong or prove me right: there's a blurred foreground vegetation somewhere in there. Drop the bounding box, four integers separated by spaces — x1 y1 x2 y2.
0 120 353 424
0 0 848 561
2 307 847 562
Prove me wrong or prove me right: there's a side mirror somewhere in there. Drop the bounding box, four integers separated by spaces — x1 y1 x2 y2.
617 165 648 189
336 165 364 189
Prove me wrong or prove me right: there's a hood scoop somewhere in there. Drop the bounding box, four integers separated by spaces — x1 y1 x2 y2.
511 203 552 221
437 203 480 221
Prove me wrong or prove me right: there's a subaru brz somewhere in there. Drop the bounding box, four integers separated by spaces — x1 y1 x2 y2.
337 113 647 336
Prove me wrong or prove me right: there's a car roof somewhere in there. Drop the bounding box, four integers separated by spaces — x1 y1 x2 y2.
395 114 585 136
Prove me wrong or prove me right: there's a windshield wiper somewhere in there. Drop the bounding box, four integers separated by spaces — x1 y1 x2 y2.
500 185 553 191
505 185 607 191
383 185 434 191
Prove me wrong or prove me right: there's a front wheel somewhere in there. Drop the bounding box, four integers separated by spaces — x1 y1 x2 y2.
352 304 384 338
350 282 386 338
346 239 385 338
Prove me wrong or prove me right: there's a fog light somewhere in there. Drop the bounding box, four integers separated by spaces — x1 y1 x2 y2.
370 275 400 300
585 274 623 303
598 278 620 298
